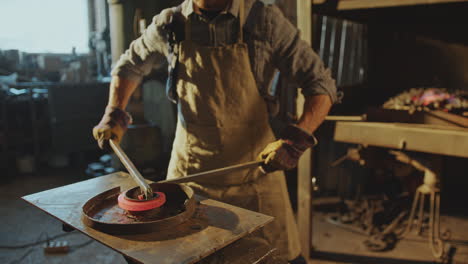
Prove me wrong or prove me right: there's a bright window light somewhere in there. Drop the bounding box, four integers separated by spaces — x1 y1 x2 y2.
0 0 89 54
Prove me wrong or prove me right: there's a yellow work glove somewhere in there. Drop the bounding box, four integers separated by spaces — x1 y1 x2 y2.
92 106 132 149
259 125 318 173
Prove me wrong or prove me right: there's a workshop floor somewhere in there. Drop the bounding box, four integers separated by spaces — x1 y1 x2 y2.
0 167 345 264
311 198 468 264
0 168 126 264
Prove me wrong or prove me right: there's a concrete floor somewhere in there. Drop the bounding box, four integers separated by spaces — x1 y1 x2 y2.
311 198 468 264
0 168 126 264
0 168 345 264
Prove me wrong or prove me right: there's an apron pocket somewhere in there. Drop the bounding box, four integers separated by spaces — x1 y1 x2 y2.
185 123 223 173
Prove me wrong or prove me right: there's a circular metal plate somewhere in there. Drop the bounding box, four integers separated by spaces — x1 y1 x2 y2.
82 183 196 235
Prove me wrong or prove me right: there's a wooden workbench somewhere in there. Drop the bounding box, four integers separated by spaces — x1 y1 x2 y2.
334 121 468 158
312 0 468 10
22 172 276 264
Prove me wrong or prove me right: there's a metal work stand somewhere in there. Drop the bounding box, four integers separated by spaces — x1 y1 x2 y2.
22 173 277 264
404 169 444 258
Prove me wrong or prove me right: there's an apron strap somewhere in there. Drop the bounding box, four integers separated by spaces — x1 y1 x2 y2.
238 0 244 43
185 15 192 41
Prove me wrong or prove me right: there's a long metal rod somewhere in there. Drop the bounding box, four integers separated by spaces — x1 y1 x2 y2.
325 115 367 121
337 20 348 86
159 160 264 184
109 139 153 199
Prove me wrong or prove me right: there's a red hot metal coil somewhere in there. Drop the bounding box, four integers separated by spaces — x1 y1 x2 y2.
118 192 166 211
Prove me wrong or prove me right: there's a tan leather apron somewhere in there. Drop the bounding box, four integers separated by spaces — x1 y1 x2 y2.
166 1 301 261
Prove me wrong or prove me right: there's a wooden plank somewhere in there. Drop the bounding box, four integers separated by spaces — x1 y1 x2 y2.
297 148 314 258
426 110 468 128
296 0 314 260
325 115 366 121
334 121 468 158
297 0 312 45
366 108 468 128
22 173 274 264
312 0 468 10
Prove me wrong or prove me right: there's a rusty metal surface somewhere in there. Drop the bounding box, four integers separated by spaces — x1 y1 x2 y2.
22 172 274 264
82 183 196 235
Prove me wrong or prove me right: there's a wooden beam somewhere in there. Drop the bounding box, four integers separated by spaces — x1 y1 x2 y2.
325 115 367 121
334 122 468 158
426 110 468 128
297 2 312 44
313 0 468 10
296 0 313 260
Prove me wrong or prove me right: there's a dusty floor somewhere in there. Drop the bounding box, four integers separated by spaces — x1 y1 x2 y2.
0 167 345 264
311 198 468 264
0 168 126 264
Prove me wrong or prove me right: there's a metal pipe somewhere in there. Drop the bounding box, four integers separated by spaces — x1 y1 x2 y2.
319 16 328 60
337 20 348 86
107 0 127 64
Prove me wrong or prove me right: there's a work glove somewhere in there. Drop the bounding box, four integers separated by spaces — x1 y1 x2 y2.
258 125 318 173
92 106 132 149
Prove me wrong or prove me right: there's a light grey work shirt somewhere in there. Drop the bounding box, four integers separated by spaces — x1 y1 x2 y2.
111 0 338 103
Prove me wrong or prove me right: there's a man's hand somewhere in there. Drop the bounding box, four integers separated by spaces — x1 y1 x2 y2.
92 106 132 149
258 125 317 173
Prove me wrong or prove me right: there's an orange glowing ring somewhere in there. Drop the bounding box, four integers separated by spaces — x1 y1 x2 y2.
117 192 166 211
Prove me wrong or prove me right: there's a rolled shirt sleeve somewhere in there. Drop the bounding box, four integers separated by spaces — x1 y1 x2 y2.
110 8 176 82
268 5 338 103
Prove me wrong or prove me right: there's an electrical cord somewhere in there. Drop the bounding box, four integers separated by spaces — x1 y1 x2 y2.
70 239 94 252
4 231 94 264
0 231 73 249
8 248 36 264
5 231 65 264
6 240 94 264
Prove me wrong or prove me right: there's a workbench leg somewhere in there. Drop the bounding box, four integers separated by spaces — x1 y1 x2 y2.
296 0 314 260
297 148 313 260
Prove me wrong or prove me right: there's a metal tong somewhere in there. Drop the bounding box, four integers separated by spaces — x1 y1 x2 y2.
110 139 264 200
109 139 154 200
159 160 264 184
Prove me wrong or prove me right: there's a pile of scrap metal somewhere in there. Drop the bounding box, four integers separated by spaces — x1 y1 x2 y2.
330 146 448 254
383 88 468 115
